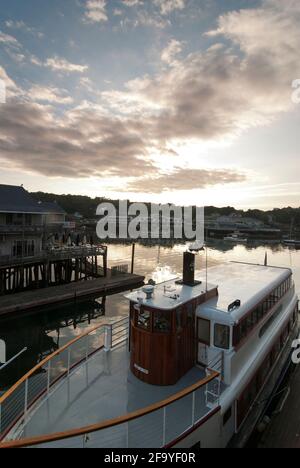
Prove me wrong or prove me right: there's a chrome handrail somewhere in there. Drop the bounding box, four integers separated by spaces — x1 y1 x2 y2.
0 348 27 372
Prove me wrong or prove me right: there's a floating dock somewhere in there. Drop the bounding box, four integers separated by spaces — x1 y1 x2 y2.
0 272 144 318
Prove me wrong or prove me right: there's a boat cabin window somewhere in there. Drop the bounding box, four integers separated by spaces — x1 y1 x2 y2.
214 324 230 350
197 318 210 346
137 308 151 331
153 310 172 333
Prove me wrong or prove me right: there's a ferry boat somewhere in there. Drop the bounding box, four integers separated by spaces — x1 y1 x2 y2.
0 253 298 449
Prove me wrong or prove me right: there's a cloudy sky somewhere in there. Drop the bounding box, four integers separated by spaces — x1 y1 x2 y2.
0 0 299 209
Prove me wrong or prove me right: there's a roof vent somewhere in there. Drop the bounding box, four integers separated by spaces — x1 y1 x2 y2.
143 285 154 301
228 300 241 312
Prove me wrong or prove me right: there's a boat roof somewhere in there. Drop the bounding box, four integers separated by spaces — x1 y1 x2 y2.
125 279 217 311
197 263 292 323
126 262 292 323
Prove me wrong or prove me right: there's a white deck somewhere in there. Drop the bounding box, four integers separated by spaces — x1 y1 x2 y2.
18 343 214 448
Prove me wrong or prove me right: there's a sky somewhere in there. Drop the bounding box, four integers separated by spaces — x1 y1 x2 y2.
0 0 299 210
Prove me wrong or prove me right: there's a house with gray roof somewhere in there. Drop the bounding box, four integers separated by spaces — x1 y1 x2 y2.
0 184 66 260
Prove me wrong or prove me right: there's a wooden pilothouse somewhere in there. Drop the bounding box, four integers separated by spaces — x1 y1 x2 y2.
128 252 218 386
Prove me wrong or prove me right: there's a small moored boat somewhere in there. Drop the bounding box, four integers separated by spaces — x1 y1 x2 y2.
224 232 248 243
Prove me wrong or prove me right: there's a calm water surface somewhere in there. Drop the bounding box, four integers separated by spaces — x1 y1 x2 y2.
0 240 299 392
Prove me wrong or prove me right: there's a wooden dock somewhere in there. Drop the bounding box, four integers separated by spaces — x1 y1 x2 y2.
0 272 144 318
0 246 108 295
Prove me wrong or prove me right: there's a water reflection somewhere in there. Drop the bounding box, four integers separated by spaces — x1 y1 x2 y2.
0 297 106 392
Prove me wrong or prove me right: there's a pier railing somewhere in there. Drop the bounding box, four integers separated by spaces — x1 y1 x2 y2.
0 316 129 442
0 245 107 267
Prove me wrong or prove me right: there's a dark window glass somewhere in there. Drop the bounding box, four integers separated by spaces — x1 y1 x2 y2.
153 310 171 333
198 319 210 345
6 214 13 225
246 314 253 331
137 308 151 331
257 305 264 321
214 324 230 349
25 214 32 226
233 325 241 347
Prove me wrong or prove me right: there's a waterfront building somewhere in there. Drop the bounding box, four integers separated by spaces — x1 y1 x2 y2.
0 185 107 295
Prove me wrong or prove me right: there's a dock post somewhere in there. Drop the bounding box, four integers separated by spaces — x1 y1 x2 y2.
131 243 136 275
104 325 112 352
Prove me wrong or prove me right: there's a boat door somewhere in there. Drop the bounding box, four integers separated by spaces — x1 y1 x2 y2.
177 305 197 377
197 318 211 366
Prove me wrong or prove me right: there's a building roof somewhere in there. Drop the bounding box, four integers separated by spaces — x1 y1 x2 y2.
36 201 66 215
0 185 65 215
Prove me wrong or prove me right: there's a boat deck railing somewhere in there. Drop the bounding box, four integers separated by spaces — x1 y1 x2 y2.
0 372 220 449
0 315 220 449
0 316 129 443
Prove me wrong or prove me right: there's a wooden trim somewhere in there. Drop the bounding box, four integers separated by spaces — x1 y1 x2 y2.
0 371 219 449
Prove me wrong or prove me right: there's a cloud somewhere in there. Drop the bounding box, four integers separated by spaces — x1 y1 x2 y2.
0 101 154 179
1 1 299 195
117 0 171 29
84 0 108 23
0 66 23 98
5 20 44 38
29 85 74 104
135 10 169 28
124 168 246 193
153 0 187 15
44 57 88 73
161 39 184 66
0 30 21 48
104 0 300 143
122 0 143 6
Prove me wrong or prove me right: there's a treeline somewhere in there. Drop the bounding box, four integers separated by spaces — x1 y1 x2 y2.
31 192 300 227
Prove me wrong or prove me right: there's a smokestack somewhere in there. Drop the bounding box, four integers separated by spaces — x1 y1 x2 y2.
176 252 202 287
